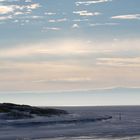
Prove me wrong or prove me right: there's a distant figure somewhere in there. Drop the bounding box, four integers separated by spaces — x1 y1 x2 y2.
119 113 122 120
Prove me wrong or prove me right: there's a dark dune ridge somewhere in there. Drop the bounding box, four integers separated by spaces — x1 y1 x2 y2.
0 103 68 119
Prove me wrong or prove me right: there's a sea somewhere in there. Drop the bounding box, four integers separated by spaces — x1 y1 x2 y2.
34 106 140 140
1 106 140 140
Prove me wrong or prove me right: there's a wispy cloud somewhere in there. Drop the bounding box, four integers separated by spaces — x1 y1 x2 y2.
89 22 119 26
48 18 67 23
112 14 140 20
73 11 101 16
0 39 97 61
42 27 61 32
45 12 56 15
0 15 12 20
0 39 140 90
1 39 140 62
72 19 88 22
33 77 92 83
97 57 140 67
75 0 112 6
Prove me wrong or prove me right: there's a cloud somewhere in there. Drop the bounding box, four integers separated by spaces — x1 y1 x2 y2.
0 2 41 21
0 39 96 61
0 39 140 91
48 18 67 23
0 3 40 14
0 38 140 60
12 3 40 12
73 11 101 16
111 14 140 20
25 3 40 10
33 77 92 83
42 27 61 31
0 15 12 20
45 12 56 15
30 16 42 19
72 19 89 22
97 57 140 67
13 11 24 15
89 22 119 26
75 0 112 6
72 23 79 28
0 5 14 14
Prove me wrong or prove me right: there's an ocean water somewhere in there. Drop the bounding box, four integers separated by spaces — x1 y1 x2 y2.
1 106 140 140
36 136 140 140
34 106 140 140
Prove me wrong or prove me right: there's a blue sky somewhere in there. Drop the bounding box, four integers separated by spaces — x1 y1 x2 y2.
0 0 140 105
0 0 140 44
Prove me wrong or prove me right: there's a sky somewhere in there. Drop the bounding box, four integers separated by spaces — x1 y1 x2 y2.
0 0 140 106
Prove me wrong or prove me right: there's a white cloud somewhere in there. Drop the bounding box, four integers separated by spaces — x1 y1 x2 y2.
89 22 119 26
111 14 140 20
72 19 89 22
42 27 61 31
30 16 42 19
0 15 12 20
57 18 67 22
45 12 56 15
73 11 101 16
48 18 67 23
13 11 24 15
33 77 92 83
0 2 41 22
72 23 79 28
0 5 14 14
48 19 55 23
75 0 112 6
26 3 40 10
0 3 40 15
